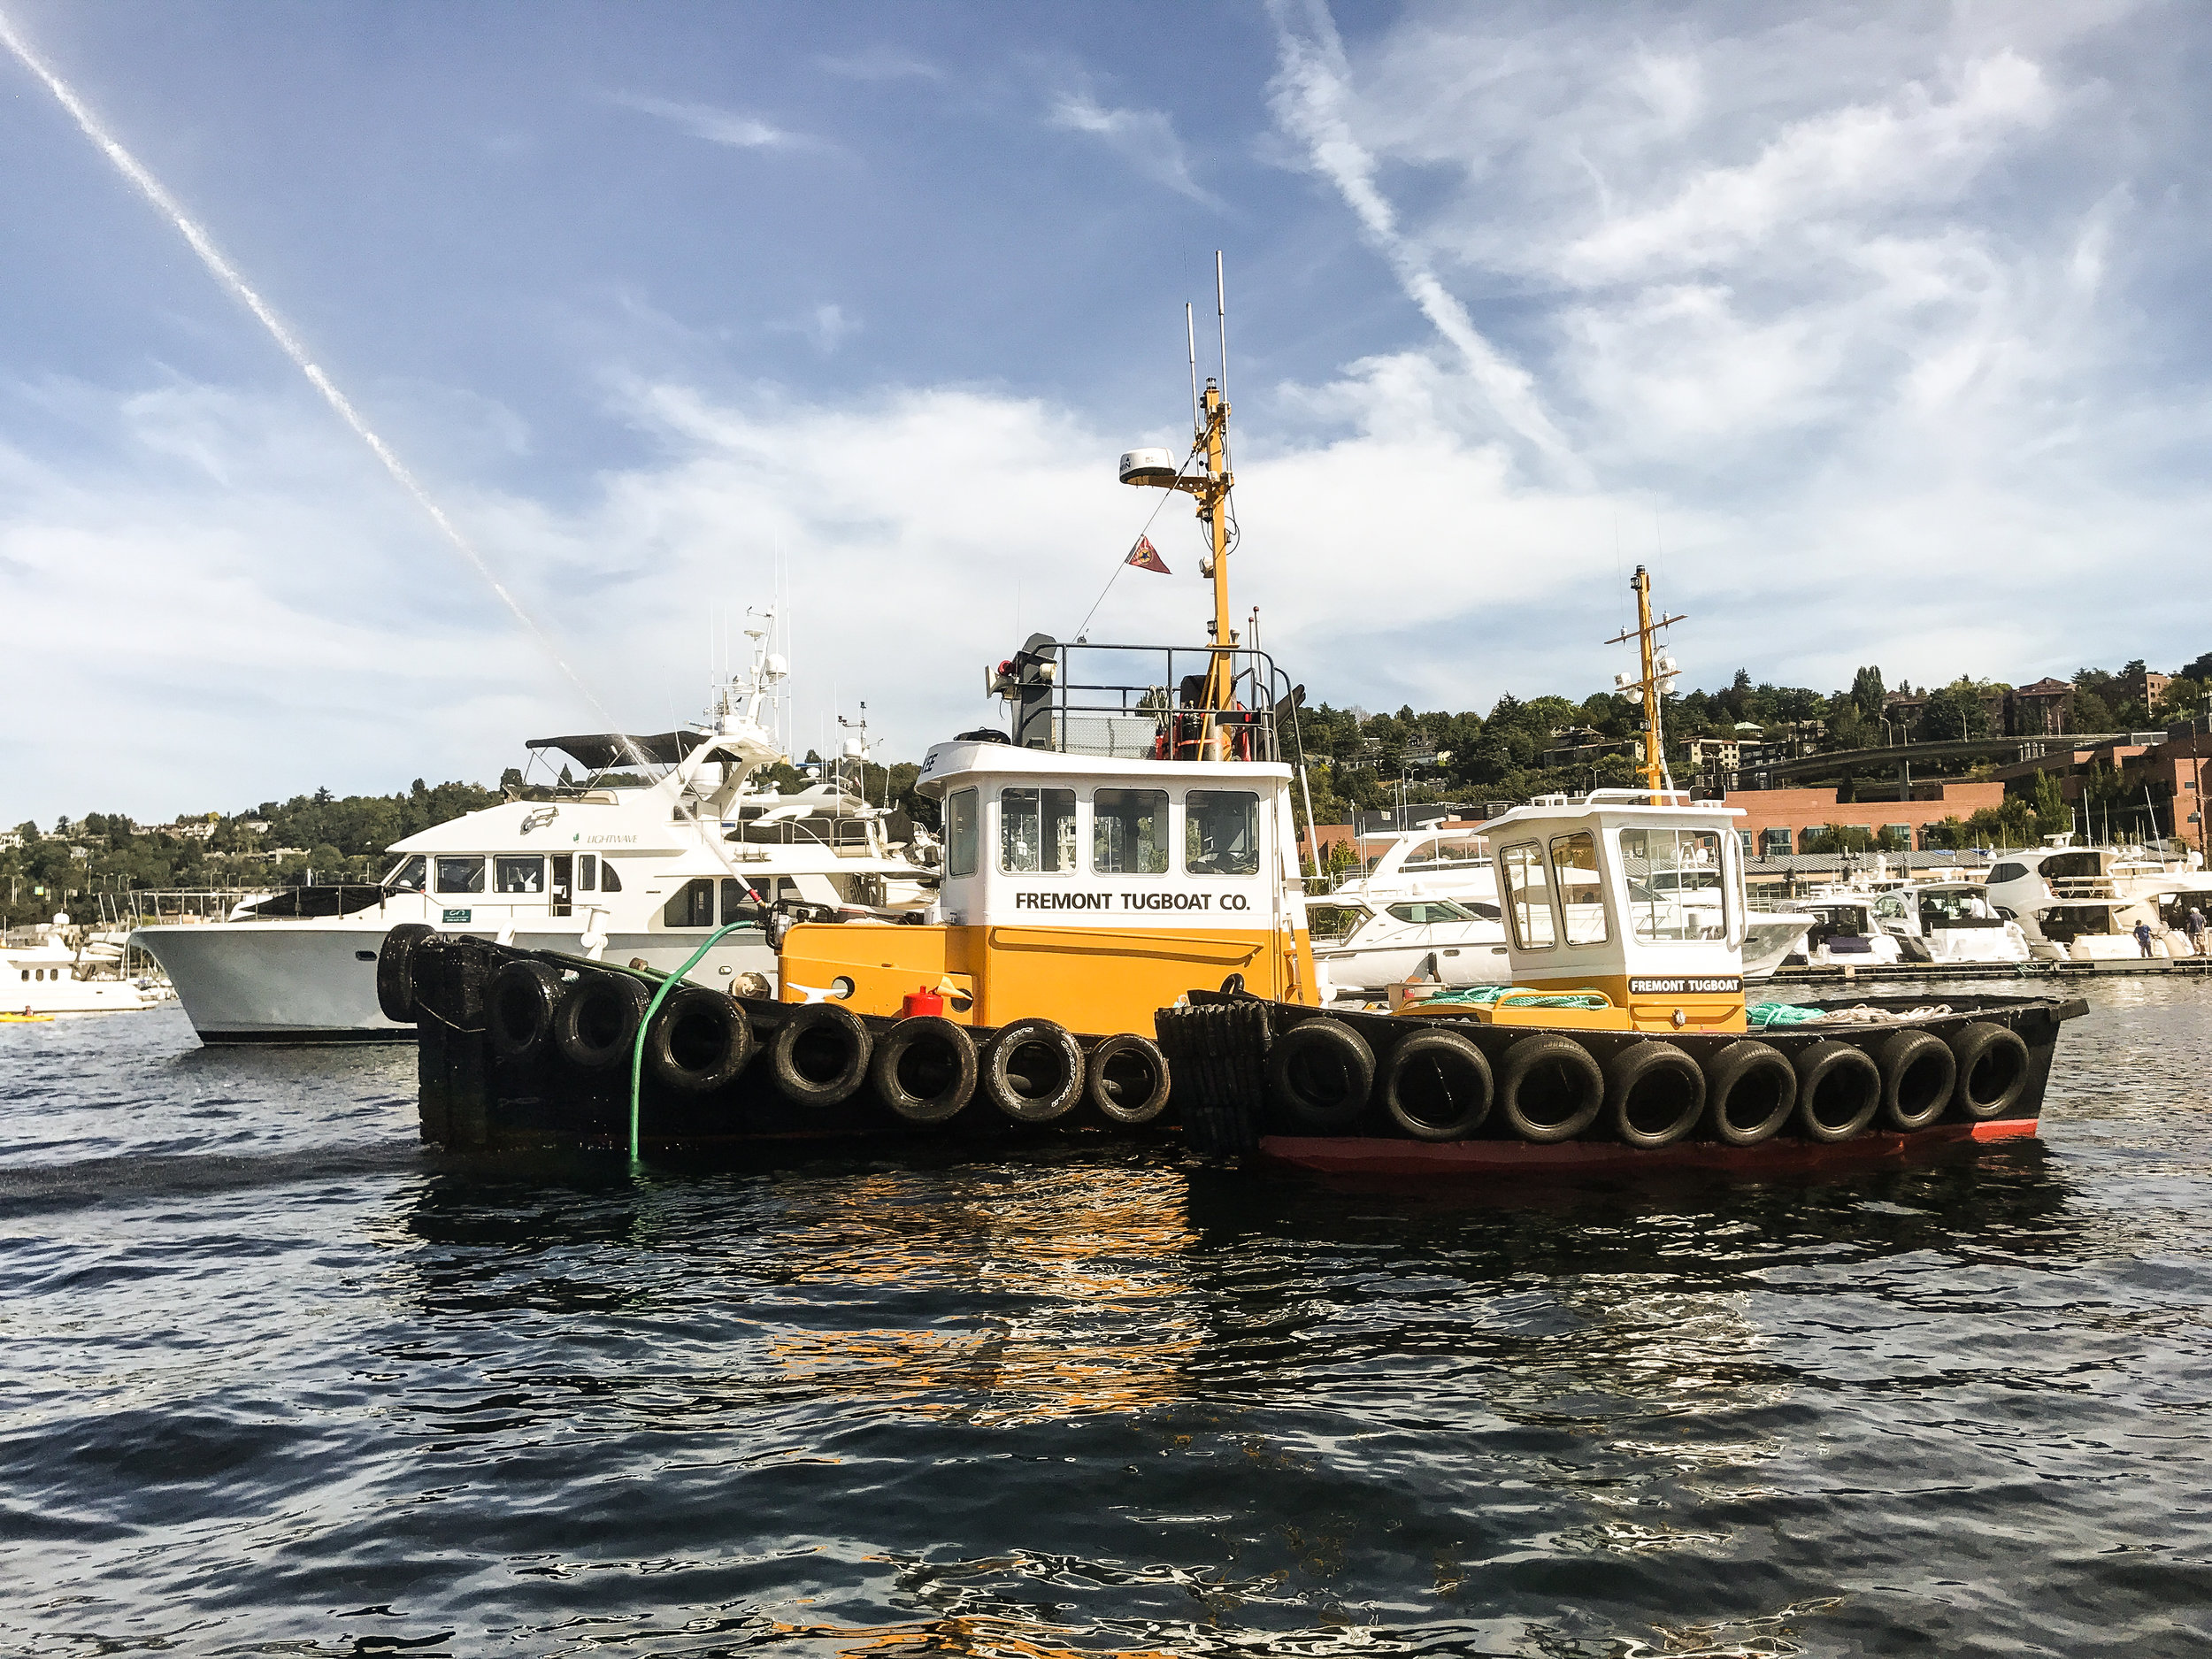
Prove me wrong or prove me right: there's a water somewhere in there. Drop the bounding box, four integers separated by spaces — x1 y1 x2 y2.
3 981 2208 1656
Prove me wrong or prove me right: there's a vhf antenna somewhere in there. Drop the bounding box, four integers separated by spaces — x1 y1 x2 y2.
1186 302 1200 432
1215 250 1229 406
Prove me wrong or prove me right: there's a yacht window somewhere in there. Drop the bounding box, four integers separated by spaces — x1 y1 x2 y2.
599 859 622 893
1988 862 2028 885
720 879 767 929
382 855 426 894
495 856 543 895
1305 902 1366 943
1186 790 1261 876
1501 841 1557 950
549 855 572 917
1386 900 1475 925
946 788 979 879
1549 832 1609 946
1619 828 1728 941
1094 788 1168 874
576 853 597 893
663 878 715 929
434 856 486 895
1000 787 1077 873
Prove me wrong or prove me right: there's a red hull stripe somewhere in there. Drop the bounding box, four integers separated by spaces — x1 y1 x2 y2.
1258 1118 2038 1178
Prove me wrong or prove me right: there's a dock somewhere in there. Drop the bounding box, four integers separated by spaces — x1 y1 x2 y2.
1769 956 2212 987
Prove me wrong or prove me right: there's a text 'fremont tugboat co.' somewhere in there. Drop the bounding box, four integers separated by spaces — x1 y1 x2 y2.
1011 890 1256 911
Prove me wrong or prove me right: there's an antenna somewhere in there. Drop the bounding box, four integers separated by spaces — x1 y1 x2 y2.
1215 250 1229 404
1186 302 1200 432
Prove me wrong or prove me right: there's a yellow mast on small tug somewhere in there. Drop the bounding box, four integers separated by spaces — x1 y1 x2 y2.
1122 253 1240 744
1604 565 1686 804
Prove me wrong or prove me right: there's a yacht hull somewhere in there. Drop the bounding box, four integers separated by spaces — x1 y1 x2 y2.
132 921 779 1044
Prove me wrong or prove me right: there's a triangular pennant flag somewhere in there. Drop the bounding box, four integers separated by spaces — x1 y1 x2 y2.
1125 534 1171 574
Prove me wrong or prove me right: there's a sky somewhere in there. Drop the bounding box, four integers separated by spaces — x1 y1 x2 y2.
3 0 2208 826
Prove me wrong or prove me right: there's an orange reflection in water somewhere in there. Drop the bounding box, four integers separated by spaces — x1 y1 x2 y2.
764 1612 1179 1659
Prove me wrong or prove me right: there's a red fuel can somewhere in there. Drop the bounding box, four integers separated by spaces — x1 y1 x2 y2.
901 985 946 1018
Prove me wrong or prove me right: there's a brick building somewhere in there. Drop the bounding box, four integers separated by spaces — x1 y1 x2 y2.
2007 677 2071 735
1720 783 2006 857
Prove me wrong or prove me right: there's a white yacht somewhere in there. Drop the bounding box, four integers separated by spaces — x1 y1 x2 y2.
3 920 163 1018
133 629 939 1043
1332 824 1496 904
1306 894 1511 997
1983 838 2212 962
1868 879 2032 964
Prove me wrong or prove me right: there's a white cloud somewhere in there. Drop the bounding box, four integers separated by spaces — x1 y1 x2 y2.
1048 89 1222 210
611 93 806 150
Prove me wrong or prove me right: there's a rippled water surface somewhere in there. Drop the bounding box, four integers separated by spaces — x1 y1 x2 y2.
4 980 2209 1656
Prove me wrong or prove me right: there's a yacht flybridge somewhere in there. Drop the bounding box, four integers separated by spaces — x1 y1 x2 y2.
133 616 937 1043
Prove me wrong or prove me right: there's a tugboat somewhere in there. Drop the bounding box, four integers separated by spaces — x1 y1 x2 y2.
399 269 2085 1165
1156 570 2088 1175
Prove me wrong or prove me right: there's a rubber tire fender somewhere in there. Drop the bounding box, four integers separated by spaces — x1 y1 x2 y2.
1792 1039 1882 1142
1381 1028 1492 1141
980 1018 1087 1124
487 958 565 1061
554 971 653 1071
646 987 757 1094
1947 1021 2032 1121
1264 1018 1376 1133
1497 1034 1605 1144
376 923 436 1023
1605 1040 1706 1148
1876 1028 1957 1132
871 1015 979 1125
1700 1040 1795 1147
771 1003 873 1108
1086 1032 1172 1125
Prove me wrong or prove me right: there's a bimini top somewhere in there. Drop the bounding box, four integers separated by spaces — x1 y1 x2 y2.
526 730 713 772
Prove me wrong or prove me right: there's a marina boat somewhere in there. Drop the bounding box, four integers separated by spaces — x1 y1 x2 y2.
1870 880 2032 964
1306 894 1509 997
1982 840 2212 962
1741 910 1816 979
3 921 162 1017
396 311 2083 1170
132 622 937 1043
1332 825 1496 904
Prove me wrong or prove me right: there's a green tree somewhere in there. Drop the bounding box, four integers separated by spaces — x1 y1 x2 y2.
1850 664 1886 718
2032 771 2071 838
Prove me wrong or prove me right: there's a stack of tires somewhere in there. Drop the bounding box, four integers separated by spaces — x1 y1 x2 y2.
1259 1015 2033 1148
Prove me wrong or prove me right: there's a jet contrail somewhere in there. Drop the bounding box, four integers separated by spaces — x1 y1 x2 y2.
0 7 611 718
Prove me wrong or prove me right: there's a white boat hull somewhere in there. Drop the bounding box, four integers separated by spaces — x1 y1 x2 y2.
1741 915 1813 981
132 920 780 1043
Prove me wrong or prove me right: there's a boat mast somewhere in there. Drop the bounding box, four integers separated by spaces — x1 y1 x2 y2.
1605 565 1685 803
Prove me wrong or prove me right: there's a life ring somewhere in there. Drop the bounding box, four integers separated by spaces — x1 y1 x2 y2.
1701 1040 1795 1147
870 1016 979 1124
376 923 436 1023
1497 1034 1604 1143
1792 1040 1881 1141
1381 1028 1492 1141
770 1003 873 1107
1605 1040 1706 1148
1875 1029 1956 1131
488 958 565 1061
1265 1018 1375 1133
979 1018 1087 1123
1086 1033 1173 1125
1946 1022 2032 1119
554 971 652 1070
645 988 756 1094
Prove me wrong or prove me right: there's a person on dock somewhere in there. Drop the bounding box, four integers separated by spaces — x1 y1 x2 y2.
2188 906 2207 956
2134 918 2155 957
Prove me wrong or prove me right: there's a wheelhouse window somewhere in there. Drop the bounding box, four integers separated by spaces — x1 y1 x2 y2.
1186 789 1261 875
495 856 543 895
1619 827 1728 941
382 855 426 894
1000 787 1077 873
1549 833 1609 945
576 853 597 892
1501 841 1556 949
1094 788 1168 873
663 878 715 929
434 856 485 895
946 788 979 879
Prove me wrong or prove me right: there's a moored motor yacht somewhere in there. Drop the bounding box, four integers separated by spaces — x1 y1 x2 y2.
3 920 162 1017
1983 838 2212 962
1306 893 1510 997
132 621 938 1043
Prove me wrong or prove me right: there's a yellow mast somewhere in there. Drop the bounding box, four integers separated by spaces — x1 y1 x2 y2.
1604 565 1686 803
